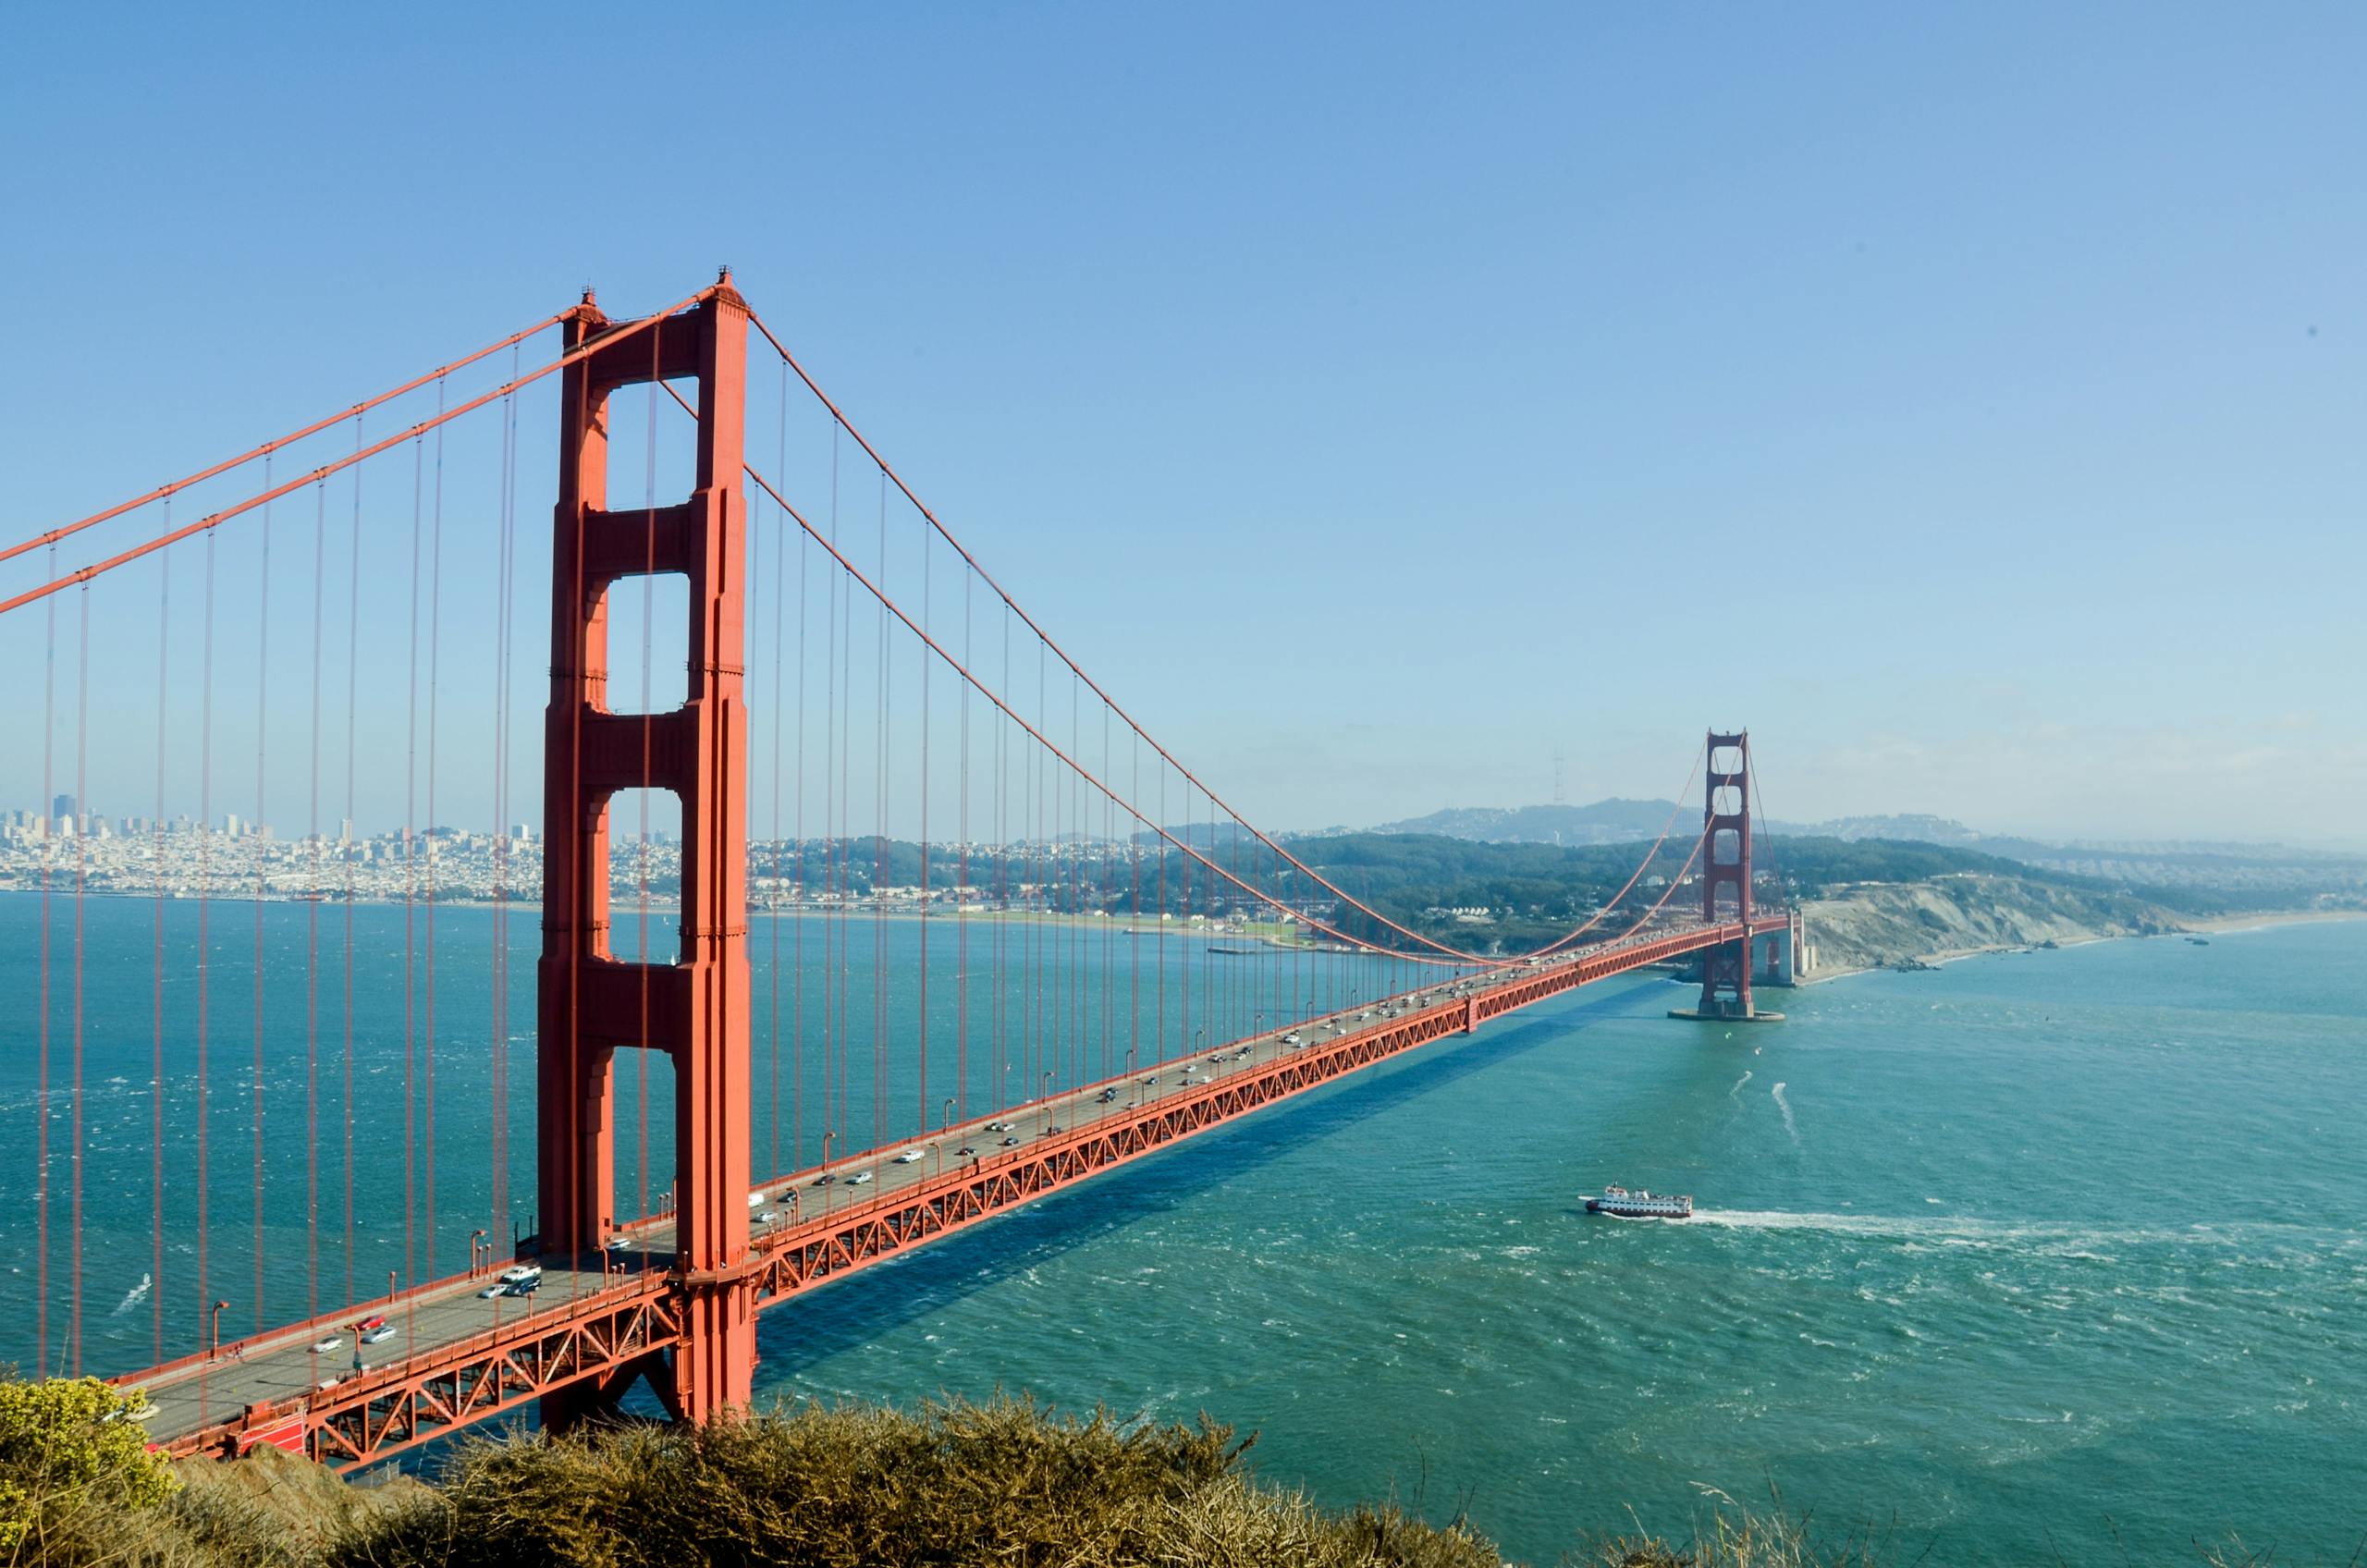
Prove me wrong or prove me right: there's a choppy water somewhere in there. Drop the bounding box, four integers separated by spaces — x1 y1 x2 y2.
4 898 2362 1562
758 922 2367 1564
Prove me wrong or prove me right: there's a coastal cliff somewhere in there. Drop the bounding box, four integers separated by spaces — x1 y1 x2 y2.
1800 872 2183 977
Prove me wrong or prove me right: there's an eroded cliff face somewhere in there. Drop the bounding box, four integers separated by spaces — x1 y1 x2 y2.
1800 873 2183 976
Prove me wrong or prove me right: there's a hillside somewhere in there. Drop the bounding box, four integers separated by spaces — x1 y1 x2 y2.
1799 873 2188 976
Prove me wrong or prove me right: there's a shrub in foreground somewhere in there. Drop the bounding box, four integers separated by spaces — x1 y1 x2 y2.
331 1393 1497 1568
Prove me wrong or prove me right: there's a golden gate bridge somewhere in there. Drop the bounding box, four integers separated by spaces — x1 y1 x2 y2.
0 275 1794 1466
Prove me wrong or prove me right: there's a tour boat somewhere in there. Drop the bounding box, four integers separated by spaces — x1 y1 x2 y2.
1585 1185 1694 1219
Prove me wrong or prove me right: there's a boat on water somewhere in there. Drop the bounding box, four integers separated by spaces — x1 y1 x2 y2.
1585 1184 1694 1219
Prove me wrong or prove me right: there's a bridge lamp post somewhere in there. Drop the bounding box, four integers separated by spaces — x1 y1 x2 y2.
940 1096 956 1174
468 1228 487 1277
208 1300 228 1361
1042 1071 1055 1134
821 1131 837 1216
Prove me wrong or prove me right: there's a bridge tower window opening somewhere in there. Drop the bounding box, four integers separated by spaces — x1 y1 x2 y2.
600 572 692 716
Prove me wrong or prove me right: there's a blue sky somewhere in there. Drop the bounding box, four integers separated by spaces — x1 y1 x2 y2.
3 2 2361 844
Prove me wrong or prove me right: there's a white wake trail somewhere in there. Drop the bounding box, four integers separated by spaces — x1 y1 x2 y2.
1729 1069 1753 1098
1772 1082 1797 1143
113 1273 152 1316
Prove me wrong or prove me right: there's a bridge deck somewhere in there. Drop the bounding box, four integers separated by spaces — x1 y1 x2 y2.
121 914 1787 1465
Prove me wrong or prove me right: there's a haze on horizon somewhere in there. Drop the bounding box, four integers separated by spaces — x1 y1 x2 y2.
1 3 2359 851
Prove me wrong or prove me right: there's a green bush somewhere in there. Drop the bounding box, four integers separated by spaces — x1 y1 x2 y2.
0 1375 178 1562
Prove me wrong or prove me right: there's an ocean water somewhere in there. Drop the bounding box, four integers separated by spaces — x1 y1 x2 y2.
756 922 2367 1564
3 899 2362 1562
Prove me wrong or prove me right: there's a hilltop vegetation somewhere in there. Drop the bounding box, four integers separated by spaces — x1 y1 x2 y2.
0 1377 2338 1566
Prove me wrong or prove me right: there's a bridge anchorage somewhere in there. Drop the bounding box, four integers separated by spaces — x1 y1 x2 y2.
11 277 1789 1466
1667 729 1794 1023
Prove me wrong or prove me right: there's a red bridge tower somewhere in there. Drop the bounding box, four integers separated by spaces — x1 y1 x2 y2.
1668 729 1784 1023
537 279 754 1425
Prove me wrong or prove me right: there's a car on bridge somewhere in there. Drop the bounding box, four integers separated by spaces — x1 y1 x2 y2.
311 1336 343 1354
498 1264 541 1285
892 1148 925 1164
999 1135 1020 1146
361 1325 397 1345
955 1145 977 1157
504 1277 540 1297
845 1170 873 1186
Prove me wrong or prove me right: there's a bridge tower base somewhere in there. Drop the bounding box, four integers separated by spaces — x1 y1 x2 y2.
1667 729 1784 1024
537 278 757 1428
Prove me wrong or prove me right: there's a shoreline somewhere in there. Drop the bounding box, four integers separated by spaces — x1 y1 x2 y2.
1798 908 2367 986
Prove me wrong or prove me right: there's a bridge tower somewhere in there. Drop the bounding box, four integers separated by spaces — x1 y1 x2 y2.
1668 729 1783 1023
537 278 754 1426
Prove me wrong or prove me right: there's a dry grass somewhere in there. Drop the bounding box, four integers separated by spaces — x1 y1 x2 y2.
326 1393 1499 1568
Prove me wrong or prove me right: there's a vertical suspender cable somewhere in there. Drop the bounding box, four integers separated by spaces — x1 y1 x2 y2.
767 368 787 1179
37 542 55 1374
72 584 90 1371
401 432 422 1292
251 459 272 1333
341 417 362 1310
919 506 931 1134
792 488 807 1172
875 472 889 1154
957 569 969 1124
820 427 837 1166
150 527 171 1362
490 347 520 1243
307 480 325 1322
424 382 448 1272
196 527 215 1406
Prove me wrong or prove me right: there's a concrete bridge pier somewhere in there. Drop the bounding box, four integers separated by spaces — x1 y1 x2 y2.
1755 911 1804 987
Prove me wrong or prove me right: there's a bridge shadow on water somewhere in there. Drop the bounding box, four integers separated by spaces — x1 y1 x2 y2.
752 978 1666 1384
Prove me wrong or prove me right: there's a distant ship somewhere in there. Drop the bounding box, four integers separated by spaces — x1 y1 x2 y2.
1585 1185 1693 1219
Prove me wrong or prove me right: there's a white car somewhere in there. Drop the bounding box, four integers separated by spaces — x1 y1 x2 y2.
499 1264 542 1285
845 1170 874 1186
311 1336 344 1354
361 1326 397 1345
754 1209 779 1224
477 1284 507 1299
891 1149 925 1164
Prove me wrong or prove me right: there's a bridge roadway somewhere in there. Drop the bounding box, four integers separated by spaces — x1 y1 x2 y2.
120 913 1788 1466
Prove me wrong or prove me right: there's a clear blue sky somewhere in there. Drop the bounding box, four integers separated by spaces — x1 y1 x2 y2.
3 2 2360 845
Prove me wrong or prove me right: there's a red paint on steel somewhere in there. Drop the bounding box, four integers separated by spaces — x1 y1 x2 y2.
537 278 754 1428
1694 730 1757 1019
0 312 567 569
0 288 717 620
153 913 1778 1472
